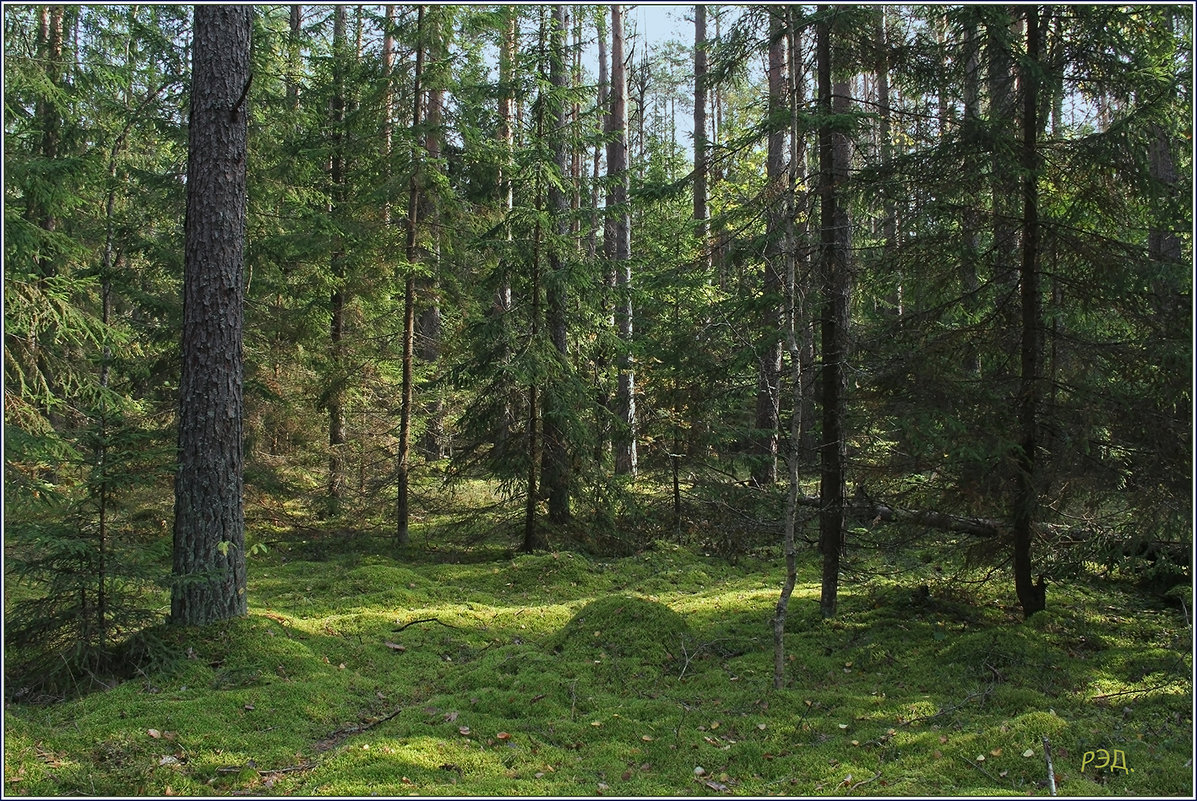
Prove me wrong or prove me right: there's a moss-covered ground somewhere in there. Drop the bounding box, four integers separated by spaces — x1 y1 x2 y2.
4 506 1193 796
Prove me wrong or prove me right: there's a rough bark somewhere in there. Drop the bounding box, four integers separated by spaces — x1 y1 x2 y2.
171 4 251 626
817 8 850 619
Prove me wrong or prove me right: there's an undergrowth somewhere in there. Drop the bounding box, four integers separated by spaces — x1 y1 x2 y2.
4 491 1193 797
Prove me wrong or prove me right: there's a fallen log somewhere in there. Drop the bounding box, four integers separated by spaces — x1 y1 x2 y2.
794 492 1097 542
794 493 1001 537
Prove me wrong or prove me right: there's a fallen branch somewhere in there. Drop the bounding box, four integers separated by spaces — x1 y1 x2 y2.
259 761 316 776
794 494 1001 537
899 685 994 726
848 771 882 791
1091 682 1174 701
958 754 1008 789
794 493 1098 542
394 617 460 632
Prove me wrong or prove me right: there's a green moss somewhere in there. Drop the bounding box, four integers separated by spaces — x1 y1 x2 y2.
4 532 1192 797
544 594 690 667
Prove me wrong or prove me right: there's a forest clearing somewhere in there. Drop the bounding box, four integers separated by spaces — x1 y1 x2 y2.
3 2 1193 797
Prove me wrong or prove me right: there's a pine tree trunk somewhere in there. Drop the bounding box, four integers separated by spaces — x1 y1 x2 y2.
1012 6 1046 618
327 5 348 513
753 11 787 488
960 13 982 375
875 9 900 316
988 8 1021 328
418 17 445 459
287 6 301 111
593 11 612 466
397 5 425 547
494 7 517 455
171 4 251 626
817 8 850 619
788 9 817 460
610 5 637 478
541 4 572 524
693 5 710 274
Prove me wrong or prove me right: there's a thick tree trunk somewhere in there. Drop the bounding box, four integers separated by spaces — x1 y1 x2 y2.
1012 6 1046 618
753 11 787 488
171 4 251 626
397 5 425 547
541 4 572 524
610 5 637 478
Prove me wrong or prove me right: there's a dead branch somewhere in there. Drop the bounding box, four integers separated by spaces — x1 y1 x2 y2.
393 617 460 632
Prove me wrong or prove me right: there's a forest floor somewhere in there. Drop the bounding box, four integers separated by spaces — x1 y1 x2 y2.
3 482 1194 797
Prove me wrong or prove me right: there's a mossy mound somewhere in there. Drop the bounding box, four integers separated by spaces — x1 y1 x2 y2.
544 594 690 666
503 552 600 593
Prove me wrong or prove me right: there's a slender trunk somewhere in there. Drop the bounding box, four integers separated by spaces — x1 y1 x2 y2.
875 8 900 317
287 6 301 111
29 6 65 419
611 5 636 477
774 283 803 689
418 14 445 459
397 5 425 547
753 10 787 487
541 4 572 524
494 7 517 453
327 5 348 513
524 187 544 552
712 9 727 289
960 13 982 375
694 6 710 275
1012 6 1046 618
171 5 251 626
988 8 1021 329
593 11 611 465
524 11 552 551
382 6 394 223
774 10 804 683
789 9 817 459
817 8 849 619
